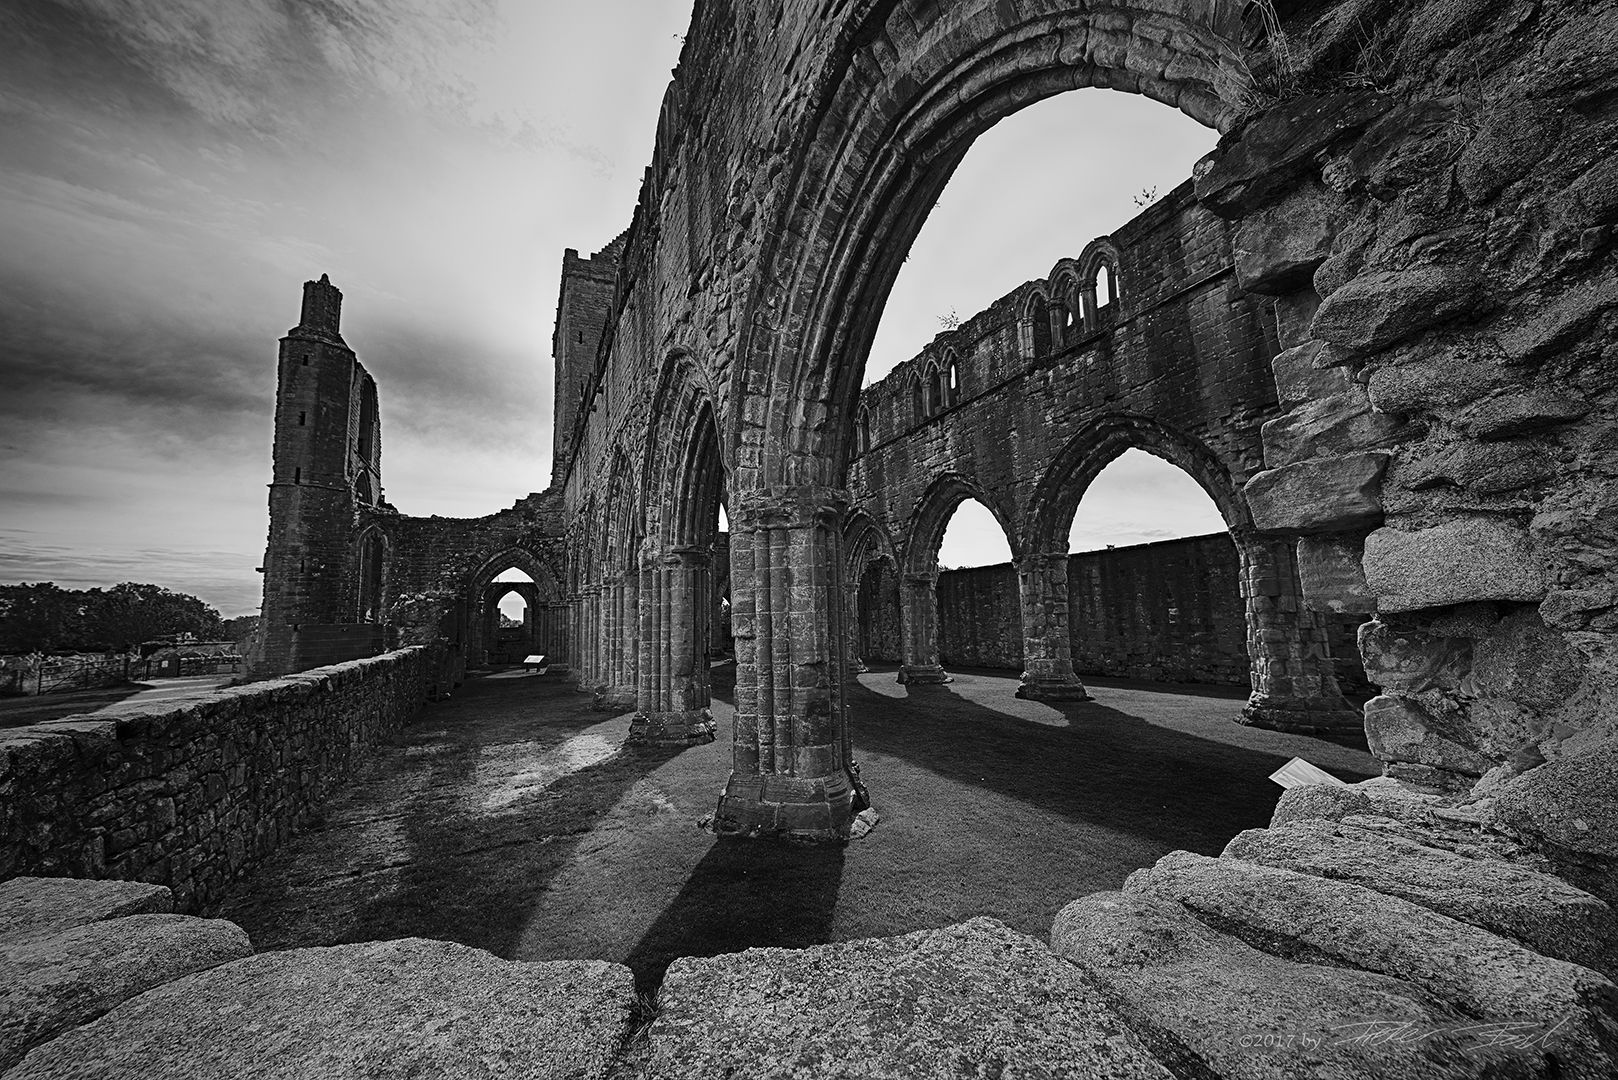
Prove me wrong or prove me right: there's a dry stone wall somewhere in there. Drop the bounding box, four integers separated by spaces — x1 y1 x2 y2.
0 647 433 911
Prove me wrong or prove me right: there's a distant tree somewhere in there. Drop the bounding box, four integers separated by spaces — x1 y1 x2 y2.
0 583 90 653
89 583 225 652
222 614 260 648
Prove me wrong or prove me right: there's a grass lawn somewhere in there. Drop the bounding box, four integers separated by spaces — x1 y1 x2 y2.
212 664 1378 991
0 684 144 728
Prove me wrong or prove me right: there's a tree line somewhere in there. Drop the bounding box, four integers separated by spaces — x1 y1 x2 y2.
0 582 252 655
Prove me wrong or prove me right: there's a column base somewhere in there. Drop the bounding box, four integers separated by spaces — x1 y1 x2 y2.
1240 698 1364 737
713 769 857 842
897 665 951 685
592 686 637 712
627 708 716 746
1015 678 1093 702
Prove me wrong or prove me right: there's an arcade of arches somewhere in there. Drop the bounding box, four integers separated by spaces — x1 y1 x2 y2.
248 1 1618 1030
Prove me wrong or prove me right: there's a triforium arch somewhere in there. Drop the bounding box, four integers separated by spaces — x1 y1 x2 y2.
1025 414 1356 727
1075 237 1125 331
465 546 564 670
355 525 387 624
631 349 725 746
898 473 1019 686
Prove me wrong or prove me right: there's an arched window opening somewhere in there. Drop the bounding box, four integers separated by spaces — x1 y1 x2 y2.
925 364 943 416
497 590 529 628
945 360 959 408
1096 262 1115 309
494 567 535 583
856 405 872 454
358 530 385 623
910 376 925 425
937 498 1013 571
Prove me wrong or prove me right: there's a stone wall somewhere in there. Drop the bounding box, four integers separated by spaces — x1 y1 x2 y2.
925 535 1370 689
0 647 433 912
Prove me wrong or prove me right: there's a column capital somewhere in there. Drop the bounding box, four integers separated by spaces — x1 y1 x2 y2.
732 485 849 530
902 571 939 587
664 546 711 567
1015 550 1069 571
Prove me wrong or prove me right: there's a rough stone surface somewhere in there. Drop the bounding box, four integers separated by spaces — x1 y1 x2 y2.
1 913 252 1073
1494 736 1618 864
6 939 635 1080
0 878 172 943
1224 819 1618 978
645 917 1172 1080
1297 535 1378 613
1233 182 1342 293
1364 694 1496 776
1245 452 1388 533
1269 783 1375 828
1364 519 1547 611
1311 267 1485 355
1125 851 1618 1075
1052 890 1524 1080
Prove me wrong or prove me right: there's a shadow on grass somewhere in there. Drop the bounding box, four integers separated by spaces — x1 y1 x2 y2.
623 837 845 993
848 678 1378 859
214 675 685 958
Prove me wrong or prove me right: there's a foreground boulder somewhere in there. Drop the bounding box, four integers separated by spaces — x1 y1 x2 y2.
1052 891 1534 1079
643 917 1171 1079
1125 851 1618 1077
0 878 173 942
7 938 636 1080
1225 819 1618 979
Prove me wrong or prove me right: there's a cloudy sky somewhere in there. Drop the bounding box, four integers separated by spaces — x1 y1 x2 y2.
0 1 1221 617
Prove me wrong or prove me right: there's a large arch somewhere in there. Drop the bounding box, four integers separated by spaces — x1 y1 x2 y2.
1024 414 1356 728
896 473 1019 685
842 508 899 675
735 1 1247 484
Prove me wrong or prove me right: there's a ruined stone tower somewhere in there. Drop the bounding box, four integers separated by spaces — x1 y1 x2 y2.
550 236 624 488
252 275 387 675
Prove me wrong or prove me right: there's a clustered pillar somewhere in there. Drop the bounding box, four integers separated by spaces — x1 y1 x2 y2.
1236 529 1360 734
714 486 861 841
897 570 950 684
1014 551 1091 701
628 546 717 745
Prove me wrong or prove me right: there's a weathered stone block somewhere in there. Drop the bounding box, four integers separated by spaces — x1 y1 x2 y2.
1245 452 1388 533
1357 620 1472 696
1343 97 1460 199
1260 394 1404 467
1494 735 1618 864
6 939 634 1080
1225 819 1618 979
1196 92 1393 218
1269 783 1375 828
648 918 1169 1080
1458 389 1588 441
1311 267 1485 355
1296 535 1377 613
1233 182 1342 293
1052 889 1526 1079
1364 694 1494 776
1124 851 1618 1075
0 879 172 944
1363 518 1546 611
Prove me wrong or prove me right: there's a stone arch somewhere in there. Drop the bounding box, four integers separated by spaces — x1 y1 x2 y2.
632 348 727 744
1077 237 1126 328
1019 284 1052 359
843 508 900 674
1047 260 1084 348
465 546 564 668
740 0 1248 481
354 525 388 624
1022 414 1354 726
897 472 1019 684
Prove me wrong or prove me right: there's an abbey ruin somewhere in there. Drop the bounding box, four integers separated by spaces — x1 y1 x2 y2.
3 0 1617 1076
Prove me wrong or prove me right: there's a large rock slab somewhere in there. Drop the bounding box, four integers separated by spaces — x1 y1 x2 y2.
1364 694 1495 776
1269 783 1375 827
1 913 252 1072
1494 736 1618 870
644 917 1172 1080
1125 851 1618 1077
1052 891 1525 1080
1364 518 1547 611
1224 819 1618 978
0 878 173 943
7 938 635 1080
1245 452 1388 533
1311 266 1485 355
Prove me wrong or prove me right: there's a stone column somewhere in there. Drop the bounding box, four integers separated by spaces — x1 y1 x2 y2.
629 548 717 745
1015 551 1092 701
1080 282 1099 333
897 571 950 684
714 486 862 841
1235 530 1360 734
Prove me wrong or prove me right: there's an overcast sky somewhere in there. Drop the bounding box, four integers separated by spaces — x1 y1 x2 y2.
1 1 1221 617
